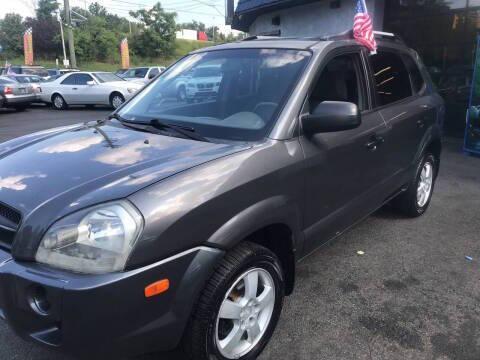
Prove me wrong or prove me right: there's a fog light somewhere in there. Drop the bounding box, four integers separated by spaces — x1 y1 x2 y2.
29 286 51 316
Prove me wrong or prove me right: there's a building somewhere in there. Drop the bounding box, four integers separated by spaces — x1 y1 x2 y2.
229 0 480 138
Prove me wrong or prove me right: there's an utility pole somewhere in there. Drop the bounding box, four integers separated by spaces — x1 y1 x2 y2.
64 0 77 68
57 11 67 66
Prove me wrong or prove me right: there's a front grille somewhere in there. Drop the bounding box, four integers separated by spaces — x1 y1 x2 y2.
0 202 21 226
0 203 21 251
0 226 15 251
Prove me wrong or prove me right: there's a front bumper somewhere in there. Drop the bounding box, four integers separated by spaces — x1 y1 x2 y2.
0 246 224 357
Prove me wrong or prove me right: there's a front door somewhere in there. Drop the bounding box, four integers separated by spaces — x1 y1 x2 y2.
299 50 389 253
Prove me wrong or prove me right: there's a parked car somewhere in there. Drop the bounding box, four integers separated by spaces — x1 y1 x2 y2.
0 76 36 110
0 33 443 359
39 71 142 109
185 65 223 103
5 74 44 100
115 68 128 76
6 65 49 79
47 68 80 79
120 66 166 84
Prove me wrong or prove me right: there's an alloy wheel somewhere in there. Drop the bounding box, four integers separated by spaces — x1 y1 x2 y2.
112 95 124 109
215 268 275 359
417 161 433 207
53 95 64 109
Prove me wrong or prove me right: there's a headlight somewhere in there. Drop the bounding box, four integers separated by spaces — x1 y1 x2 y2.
127 87 137 93
35 201 143 274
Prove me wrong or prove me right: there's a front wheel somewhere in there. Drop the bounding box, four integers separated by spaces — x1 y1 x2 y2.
110 93 125 109
393 153 437 217
184 242 284 360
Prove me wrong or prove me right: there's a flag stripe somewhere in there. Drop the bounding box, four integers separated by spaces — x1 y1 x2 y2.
353 0 377 53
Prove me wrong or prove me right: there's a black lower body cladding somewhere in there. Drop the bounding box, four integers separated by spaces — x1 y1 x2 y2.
0 246 224 357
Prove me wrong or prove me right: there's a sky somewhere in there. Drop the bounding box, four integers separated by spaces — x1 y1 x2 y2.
0 0 238 30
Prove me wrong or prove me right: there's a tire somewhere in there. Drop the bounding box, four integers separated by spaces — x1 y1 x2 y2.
52 94 67 110
183 242 285 360
393 153 437 217
177 86 186 101
110 93 125 109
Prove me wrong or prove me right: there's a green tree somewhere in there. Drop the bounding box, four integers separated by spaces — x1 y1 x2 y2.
74 16 119 62
36 0 59 20
0 13 25 57
129 2 177 58
178 20 205 32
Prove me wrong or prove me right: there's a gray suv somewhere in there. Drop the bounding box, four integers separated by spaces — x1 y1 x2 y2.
0 32 443 360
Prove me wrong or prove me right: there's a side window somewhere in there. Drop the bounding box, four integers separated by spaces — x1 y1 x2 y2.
402 54 426 94
309 53 366 111
75 74 93 85
61 74 78 85
370 51 412 106
148 68 159 79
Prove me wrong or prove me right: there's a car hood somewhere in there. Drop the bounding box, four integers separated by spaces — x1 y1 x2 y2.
0 120 249 221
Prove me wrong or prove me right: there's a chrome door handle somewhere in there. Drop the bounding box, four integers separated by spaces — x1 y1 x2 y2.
72 87 78 90
417 119 425 128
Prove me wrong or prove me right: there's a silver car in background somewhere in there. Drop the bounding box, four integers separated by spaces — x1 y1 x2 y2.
120 66 166 84
39 72 143 109
5 74 45 100
0 77 36 111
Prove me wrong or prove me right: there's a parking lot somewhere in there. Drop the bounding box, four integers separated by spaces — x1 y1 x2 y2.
0 106 479 360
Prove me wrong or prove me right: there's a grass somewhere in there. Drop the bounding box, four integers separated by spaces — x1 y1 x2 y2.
0 39 217 72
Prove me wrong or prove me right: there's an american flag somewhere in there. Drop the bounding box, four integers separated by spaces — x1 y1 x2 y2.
353 0 377 53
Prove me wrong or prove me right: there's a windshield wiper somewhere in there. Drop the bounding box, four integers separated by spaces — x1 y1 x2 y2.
148 119 210 143
109 114 210 143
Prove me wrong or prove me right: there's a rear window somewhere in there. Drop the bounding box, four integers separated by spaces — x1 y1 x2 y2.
0 78 15 84
21 67 49 77
370 51 413 106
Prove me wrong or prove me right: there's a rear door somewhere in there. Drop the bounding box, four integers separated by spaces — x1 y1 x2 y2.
368 49 432 186
299 48 390 253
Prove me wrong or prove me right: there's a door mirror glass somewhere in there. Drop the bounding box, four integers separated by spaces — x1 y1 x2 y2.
86 80 95 86
302 101 361 134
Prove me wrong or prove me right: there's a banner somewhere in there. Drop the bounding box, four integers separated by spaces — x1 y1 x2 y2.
23 28 33 66
120 38 130 69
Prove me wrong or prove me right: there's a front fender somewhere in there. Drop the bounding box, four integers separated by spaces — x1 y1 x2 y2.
206 195 304 253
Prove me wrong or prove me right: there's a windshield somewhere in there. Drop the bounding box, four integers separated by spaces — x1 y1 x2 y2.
94 72 124 83
118 49 310 142
122 68 148 78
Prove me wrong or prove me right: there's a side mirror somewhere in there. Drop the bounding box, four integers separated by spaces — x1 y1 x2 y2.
86 80 95 86
301 101 361 135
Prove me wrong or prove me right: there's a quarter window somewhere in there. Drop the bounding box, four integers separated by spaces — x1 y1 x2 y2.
370 51 412 106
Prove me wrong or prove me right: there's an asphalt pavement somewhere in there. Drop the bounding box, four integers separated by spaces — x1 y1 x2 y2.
0 106 479 360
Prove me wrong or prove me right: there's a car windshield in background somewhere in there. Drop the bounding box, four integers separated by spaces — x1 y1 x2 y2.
118 49 311 142
20 67 49 77
94 72 124 83
123 68 148 78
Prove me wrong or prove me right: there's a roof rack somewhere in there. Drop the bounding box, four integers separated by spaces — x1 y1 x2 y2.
319 29 405 44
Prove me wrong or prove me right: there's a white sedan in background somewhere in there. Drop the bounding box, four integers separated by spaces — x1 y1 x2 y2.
40 72 143 110
120 66 165 84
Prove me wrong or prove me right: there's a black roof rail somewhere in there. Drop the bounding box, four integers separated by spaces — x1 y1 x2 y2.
317 29 405 44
